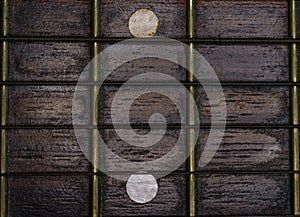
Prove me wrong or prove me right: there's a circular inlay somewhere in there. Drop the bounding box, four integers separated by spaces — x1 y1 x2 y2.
126 174 158 203
128 9 159 37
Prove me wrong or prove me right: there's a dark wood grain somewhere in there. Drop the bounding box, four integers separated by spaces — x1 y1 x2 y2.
100 44 187 82
197 86 290 125
196 0 288 38
9 42 91 81
99 86 183 125
7 175 91 217
196 44 289 82
9 0 91 37
7 129 90 173
197 174 291 216
4 1 294 216
101 129 186 171
8 86 89 125
197 128 290 171
100 0 186 38
102 174 187 216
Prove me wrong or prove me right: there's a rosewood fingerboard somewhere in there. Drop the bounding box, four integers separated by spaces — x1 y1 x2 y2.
0 0 298 216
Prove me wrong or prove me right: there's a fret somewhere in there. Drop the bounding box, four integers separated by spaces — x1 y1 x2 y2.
187 0 196 216
1 0 9 217
290 0 300 214
91 0 101 216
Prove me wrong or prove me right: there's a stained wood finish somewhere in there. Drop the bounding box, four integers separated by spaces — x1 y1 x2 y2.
99 86 184 125
197 128 290 171
100 0 186 38
9 42 91 81
7 129 90 173
9 0 91 37
102 174 187 216
197 86 290 125
100 44 187 82
3 1 294 216
196 44 289 82
197 174 291 216
196 0 288 38
101 129 186 171
8 86 90 125
7 175 90 217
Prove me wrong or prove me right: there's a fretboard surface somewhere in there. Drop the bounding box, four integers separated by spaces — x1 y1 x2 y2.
1 0 298 216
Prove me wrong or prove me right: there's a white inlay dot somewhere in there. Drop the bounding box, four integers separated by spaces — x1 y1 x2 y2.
128 9 159 37
126 174 158 203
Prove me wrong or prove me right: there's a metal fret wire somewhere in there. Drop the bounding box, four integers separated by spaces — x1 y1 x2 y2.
92 0 101 216
290 0 300 215
187 0 196 216
1 0 9 216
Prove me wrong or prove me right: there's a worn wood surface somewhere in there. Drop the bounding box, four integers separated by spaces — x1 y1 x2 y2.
7 175 90 217
101 129 186 171
100 43 187 82
9 42 91 81
198 86 290 125
9 0 91 37
196 0 288 38
100 0 186 38
7 129 90 173
197 128 290 171
99 86 184 125
102 174 187 216
3 0 294 216
8 86 90 125
196 44 289 82
197 174 291 216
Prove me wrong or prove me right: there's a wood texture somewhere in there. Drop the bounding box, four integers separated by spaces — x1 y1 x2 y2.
102 174 187 216
197 86 290 125
8 86 90 125
196 44 289 82
197 174 291 216
99 86 184 125
100 0 186 38
3 1 294 216
196 0 288 38
100 44 187 82
197 128 290 171
9 42 91 81
101 129 186 171
9 0 91 37
7 175 90 217
7 129 90 173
